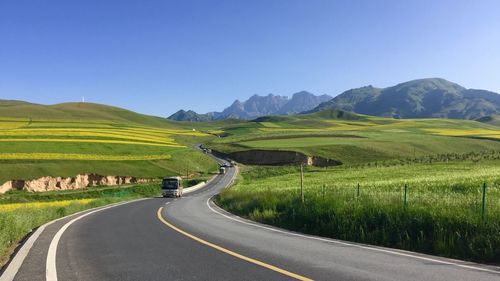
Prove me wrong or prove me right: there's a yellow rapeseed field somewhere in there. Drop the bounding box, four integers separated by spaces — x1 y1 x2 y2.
426 128 500 137
0 138 184 147
0 130 177 144
258 128 325 132
0 153 172 161
0 121 27 130
124 127 208 137
0 199 95 212
0 119 209 165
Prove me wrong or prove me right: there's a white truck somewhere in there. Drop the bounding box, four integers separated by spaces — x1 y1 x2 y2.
161 176 183 197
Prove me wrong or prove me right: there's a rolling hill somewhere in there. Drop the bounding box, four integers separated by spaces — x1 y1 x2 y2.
0 100 218 184
310 78 500 119
0 100 183 128
477 115 500 127
207 109 500 165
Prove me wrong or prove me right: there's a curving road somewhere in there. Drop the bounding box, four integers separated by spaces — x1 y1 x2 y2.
2 155 500 281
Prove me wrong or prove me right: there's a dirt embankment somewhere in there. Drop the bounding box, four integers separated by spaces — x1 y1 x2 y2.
0 174 153 194
213 149 341 167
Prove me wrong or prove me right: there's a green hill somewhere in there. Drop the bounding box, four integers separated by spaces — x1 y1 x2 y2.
207 109 500 165
312 78 500 119
168 109 216 122
0 100 218 185
477 115 500 127
0 100 182 128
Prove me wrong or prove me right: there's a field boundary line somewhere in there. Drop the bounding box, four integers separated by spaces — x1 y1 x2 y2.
206 197 500 275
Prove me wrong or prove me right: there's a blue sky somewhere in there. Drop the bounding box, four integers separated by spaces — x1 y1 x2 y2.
1 0 500 117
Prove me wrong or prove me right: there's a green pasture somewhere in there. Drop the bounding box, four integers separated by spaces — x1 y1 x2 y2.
207 110 500 165
217 159 500 262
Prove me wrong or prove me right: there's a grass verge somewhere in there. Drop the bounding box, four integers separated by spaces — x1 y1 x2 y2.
215 161 500 263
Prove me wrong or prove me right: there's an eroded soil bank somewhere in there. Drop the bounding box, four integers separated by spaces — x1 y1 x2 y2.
0 174 153 194
214 149 342 167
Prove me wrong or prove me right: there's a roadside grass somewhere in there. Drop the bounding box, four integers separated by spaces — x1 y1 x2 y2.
0 184 161 268
216 160 500 263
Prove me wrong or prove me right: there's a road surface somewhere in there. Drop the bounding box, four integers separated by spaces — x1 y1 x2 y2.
2 157 500 281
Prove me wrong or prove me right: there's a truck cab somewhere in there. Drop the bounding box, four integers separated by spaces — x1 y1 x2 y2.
161 176 183 198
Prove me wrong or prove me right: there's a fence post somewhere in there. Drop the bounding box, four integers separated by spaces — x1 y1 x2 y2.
300 164 304 204
357 183 360 198
322 184 325 199
404 184 408 209
482 182 487 220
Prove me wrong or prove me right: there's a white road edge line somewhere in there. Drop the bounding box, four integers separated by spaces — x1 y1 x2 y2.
45 198 149 281
1 158 223 281
206 197 500 275
0 224 48 281
0 198 149 281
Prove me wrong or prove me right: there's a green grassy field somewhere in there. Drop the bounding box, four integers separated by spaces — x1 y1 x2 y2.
207 110 500 165
217 159 500 262
211 110 500 263
0 102 219 184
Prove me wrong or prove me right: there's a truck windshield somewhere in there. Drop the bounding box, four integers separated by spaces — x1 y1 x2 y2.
162 180 179 189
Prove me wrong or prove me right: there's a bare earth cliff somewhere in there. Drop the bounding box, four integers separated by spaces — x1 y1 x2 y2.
0 174 152 194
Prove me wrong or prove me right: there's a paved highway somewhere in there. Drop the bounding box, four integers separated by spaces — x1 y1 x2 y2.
2 156 500 281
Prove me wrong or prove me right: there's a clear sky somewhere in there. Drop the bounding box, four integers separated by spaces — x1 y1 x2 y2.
1 0 500 117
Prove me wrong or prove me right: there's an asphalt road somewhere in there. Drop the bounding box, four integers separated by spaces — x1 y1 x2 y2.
3 156 500 281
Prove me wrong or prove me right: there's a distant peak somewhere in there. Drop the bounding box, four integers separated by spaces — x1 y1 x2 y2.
292 91 313 97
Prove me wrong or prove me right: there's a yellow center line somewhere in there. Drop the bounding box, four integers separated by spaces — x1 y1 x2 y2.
156 207 314 281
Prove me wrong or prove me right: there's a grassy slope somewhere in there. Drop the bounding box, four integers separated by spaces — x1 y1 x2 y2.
207 110 500 165
477 114 500 127
0 100 184 128
0 101 218 183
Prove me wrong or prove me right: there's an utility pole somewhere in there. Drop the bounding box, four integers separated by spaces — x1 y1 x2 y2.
300 164 304 204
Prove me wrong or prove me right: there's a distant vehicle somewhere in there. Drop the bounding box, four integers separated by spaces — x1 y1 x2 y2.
161 176 183 197
219 167 226 174
229 160 236 167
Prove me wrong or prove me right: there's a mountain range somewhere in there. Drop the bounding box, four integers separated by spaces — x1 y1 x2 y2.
170 78 500 122
309 78 500 119
4 78 500 124
168 91 332 121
